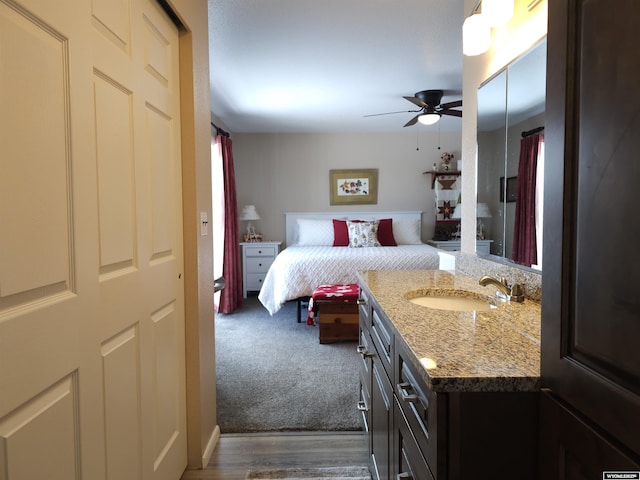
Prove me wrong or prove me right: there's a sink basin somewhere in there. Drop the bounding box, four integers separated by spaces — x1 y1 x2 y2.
405 289 497 312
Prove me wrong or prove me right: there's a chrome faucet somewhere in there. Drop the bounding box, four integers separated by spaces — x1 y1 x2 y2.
478 275 525 303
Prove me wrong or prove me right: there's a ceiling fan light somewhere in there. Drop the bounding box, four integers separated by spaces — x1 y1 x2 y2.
462 14 491 56
418 113 441 126
482 0 514 27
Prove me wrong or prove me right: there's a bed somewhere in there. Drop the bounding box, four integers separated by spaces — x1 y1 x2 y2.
258 211 442 315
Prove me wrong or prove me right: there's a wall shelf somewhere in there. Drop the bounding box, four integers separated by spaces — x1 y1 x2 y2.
423 170 461 189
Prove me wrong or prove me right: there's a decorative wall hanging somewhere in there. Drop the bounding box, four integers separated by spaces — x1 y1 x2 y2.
329 169 378 205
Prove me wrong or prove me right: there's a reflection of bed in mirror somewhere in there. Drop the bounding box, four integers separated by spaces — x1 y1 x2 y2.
477 38 546 270
257 211 442 315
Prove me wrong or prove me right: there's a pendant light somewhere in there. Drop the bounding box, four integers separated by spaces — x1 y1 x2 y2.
462 13 491 56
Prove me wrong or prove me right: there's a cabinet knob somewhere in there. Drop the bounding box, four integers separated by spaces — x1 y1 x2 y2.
356 345 374 358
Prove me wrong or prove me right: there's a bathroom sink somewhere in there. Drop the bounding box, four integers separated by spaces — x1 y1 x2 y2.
405 289 497 312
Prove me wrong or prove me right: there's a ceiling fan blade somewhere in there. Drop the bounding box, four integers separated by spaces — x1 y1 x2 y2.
440 109 462 117
403 96 427 108
363 109 420 118
440 100 463 109
403 114 422 127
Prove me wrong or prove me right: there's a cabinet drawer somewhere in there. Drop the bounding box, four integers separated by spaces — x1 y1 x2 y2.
396 341 439 478
371 306 393 381
359 288 371 328
244 245 276 257
245 273 266 290
245 256 273 273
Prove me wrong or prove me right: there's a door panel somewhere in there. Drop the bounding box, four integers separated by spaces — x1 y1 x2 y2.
0 1 186 479
543 0 640 461
0 375 80 480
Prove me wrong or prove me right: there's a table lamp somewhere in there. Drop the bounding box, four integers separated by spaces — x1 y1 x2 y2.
239 205 260 241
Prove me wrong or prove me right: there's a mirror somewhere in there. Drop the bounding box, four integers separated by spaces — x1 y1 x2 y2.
477 38 546 270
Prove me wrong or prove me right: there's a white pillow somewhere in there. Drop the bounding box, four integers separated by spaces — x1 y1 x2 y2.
392 218 423 244
295 219 335 246
347 220 381 248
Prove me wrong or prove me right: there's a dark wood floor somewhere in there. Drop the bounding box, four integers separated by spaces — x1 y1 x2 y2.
180 431 369 480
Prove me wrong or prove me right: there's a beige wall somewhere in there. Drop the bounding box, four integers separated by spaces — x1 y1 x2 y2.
233 131 462 244
460 0 548 252
168 0 217 469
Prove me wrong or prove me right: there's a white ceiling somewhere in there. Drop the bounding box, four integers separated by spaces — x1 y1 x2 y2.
207 0 466 133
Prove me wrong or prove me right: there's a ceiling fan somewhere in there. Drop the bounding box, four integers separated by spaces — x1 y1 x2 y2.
365 90 462 127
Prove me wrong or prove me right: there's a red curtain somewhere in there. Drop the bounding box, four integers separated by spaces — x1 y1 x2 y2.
513 133 544 267
218 135 242 313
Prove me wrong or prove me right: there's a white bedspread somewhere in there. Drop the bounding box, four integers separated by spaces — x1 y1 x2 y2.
258 244 442 315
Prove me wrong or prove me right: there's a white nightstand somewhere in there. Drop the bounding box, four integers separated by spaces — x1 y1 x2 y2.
427 239 493 255
240 241 282 298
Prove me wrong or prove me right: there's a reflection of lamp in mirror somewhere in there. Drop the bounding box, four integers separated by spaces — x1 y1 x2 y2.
239 205 260 241
476 203 492 240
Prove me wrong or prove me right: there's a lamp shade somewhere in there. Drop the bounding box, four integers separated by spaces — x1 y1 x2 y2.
239 205 260 221
476 203 492 218
463 13 491 56
418 113 441 125
482 0 514 27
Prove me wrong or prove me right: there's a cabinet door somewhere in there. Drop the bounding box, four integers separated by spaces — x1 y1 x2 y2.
370 357 392 480
543 0 640 460
394 399 435 480
539 391 639 479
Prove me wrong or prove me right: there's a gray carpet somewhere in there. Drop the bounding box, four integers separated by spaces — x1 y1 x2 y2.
246 466 371 479
216 296 362 433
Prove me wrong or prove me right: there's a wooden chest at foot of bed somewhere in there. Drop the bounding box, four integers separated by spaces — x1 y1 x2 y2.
318 302 359 344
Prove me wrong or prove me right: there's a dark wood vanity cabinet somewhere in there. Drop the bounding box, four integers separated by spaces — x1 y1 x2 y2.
358 283 538 480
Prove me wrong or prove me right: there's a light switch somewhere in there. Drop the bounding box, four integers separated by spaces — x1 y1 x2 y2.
200 212 209 236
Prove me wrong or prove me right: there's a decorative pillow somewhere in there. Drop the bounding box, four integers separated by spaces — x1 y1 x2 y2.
332 219 350 246
334 218 396 246
376 218 397 246
392 218 423 244
347 220 381 248
296 219 334 246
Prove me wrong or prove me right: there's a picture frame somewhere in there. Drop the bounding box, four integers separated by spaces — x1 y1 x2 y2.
500 176 518 203
329 168 378 205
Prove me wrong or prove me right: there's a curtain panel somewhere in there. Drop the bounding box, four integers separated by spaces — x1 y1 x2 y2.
513 133 544 267
218 135 242 313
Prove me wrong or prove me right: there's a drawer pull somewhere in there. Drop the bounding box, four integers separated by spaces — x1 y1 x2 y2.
356 345 375 358
396 473 411 479
356 345 374 358
397 382 418 403
357 400 369 412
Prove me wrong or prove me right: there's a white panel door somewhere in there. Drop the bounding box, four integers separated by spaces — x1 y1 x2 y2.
0 1 186 479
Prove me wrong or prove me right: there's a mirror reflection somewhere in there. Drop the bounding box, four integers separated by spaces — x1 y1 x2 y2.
477 38 546 270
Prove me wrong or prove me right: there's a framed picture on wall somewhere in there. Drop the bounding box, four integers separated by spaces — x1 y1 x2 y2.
329 168 378 205
500 176 518 203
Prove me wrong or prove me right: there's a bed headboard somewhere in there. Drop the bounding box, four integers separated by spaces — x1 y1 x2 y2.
284 211 423 247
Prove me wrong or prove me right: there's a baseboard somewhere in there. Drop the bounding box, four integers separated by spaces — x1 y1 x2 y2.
201 425 220 468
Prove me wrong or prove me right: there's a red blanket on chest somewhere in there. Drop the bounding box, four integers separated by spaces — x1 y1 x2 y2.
306 283 360 326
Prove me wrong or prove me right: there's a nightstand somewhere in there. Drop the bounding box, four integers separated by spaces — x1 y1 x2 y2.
427 239 493 255
240 241 282 298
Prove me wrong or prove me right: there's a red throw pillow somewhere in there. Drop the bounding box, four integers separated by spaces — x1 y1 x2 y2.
332 219 349 246
333 218 397 246
377 218 397 246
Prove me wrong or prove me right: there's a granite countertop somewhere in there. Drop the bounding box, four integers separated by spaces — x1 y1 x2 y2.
357 269 541 393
